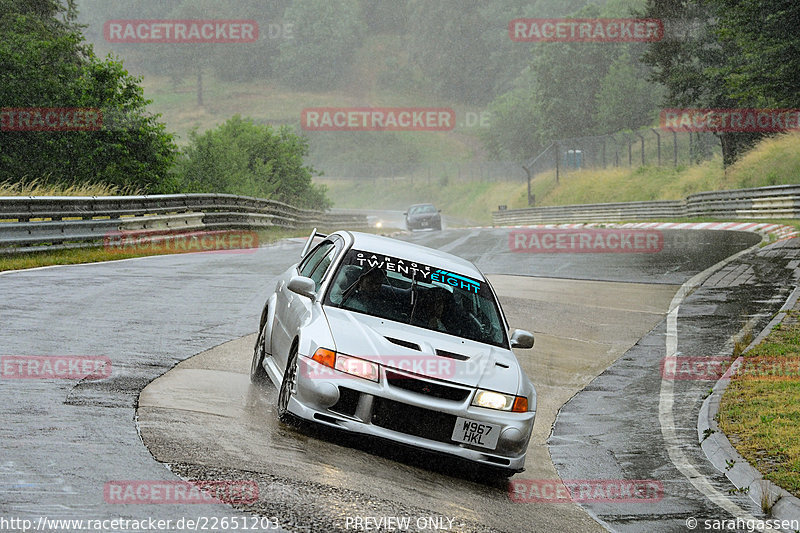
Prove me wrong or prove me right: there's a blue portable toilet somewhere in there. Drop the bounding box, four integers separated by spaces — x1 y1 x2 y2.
563 149 583 169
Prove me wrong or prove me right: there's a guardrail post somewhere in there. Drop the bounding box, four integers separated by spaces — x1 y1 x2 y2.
602 136 607 168
628 136 633 167
554 142 560 183
637 133 645 166
672 130 678 167
651 129 661 166
609 134 619 167
524 165 533 206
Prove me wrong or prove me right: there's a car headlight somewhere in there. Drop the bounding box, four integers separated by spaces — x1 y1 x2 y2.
335 354 380 382
311 348 380 382
472 389 529 413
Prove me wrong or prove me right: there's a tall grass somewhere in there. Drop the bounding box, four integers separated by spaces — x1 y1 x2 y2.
723 131 800 189
521 131 800 207
0 179 143 197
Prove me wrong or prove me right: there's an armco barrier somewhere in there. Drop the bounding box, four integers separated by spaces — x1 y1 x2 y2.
0 194 368 253
493 185 800 225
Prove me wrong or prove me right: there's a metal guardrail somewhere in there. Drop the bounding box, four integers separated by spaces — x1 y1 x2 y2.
492 185 800 226
0 193 369 253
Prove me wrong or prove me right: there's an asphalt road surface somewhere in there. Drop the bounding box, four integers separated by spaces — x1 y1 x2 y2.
2 227 794 533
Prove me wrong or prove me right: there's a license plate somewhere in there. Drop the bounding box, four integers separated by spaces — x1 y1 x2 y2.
451 417 500 450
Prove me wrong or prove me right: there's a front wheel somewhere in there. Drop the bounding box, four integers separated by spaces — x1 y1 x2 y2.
277 345 299 424
250 323 268 383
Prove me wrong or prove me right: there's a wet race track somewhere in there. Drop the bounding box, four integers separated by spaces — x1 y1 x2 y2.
2 227 798 532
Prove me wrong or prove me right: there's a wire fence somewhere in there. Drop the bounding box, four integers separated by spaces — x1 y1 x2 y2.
317 129 721 188
524 130 721 182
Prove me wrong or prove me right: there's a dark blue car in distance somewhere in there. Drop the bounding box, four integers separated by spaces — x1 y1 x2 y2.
405 203 442 231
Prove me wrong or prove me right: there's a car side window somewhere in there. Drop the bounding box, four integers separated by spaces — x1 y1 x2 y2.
308 247 335 288
299 242 334 278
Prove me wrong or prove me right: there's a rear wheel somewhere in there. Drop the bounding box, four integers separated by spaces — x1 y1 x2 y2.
277 344 299 423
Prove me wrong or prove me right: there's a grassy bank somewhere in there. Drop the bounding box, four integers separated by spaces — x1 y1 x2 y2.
319 131 800 224
0 227 306 273
719 310 800 501
535 131 800 206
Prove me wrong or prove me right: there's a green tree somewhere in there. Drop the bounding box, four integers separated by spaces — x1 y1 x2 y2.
406 0 531 104
594 50 664 133
0 0 178 191
480 75 545 161
362 0 409 34
276 0 365 90
710 0 800 108
480 1 661 160
640 0 762 165
175 115 330 208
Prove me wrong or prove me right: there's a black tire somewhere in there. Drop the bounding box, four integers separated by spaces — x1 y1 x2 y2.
277 344 299 424
434 221 442 231
250 322 268 383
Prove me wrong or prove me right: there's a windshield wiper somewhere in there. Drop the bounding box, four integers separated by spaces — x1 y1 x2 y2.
341 268 374 305
409 271 420 321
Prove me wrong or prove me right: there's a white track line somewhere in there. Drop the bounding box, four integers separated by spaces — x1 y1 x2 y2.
659 241 779 531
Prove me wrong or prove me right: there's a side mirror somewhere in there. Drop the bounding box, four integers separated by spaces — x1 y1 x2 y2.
510 329 535 349
403 212 408 216
288 276 316 300
438 209 442 213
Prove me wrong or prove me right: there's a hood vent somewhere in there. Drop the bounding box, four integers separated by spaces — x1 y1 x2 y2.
435 349 469 361
385 337 421 351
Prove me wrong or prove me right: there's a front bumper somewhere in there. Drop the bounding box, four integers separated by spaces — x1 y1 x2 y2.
288 355 535 472
406 217 440 229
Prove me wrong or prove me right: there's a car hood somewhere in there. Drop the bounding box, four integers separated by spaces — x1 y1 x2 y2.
324 307 522 394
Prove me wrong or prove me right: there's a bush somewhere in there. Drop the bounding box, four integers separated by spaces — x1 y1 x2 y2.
175 116 331 209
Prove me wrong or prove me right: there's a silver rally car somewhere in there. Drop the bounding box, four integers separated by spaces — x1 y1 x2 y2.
251 229 536 475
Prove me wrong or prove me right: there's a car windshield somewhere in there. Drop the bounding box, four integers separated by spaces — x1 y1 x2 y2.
410 205 436 215
324 249 507 347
